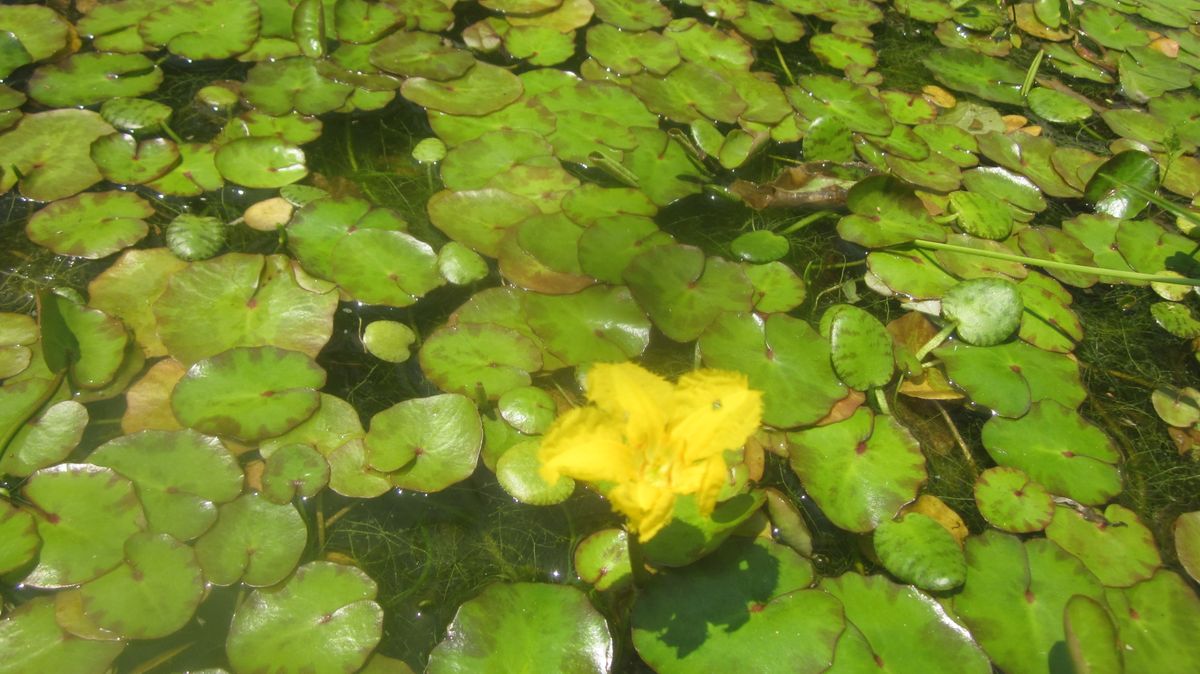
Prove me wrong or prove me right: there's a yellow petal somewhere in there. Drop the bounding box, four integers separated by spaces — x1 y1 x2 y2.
538 407 635 485
609 482 676 542
668 369 763 463
585 362 672 449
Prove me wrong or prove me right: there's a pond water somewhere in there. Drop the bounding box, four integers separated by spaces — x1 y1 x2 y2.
3 1 1200 673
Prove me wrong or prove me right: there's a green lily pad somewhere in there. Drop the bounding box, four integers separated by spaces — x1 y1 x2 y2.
632 537 842 674
221 110 323 145
437 242 490 285
441 129 555 191
764 487 813 557
50 293 130 390
923 49 1025 105
822 304 894 390
363 321 417 363
962 166 1047 215
259 393 365 460
369 30 475 80
496 439 575 505
745 261 807 314
145 141 224 197
937 340 1086 418
503 25 578 66
624 244 753 343
974 466 1055 533
91 133 179 185
330 229 443 307
866 250 959 299
90 429 243 541
0 597 124 674
365 394 481 491
942 278 1023 346
1176 511 1200 584
979 132 1082 199
574 528 632 592
498 386 556 435
242 57 354 115
429 582 611 674
335 0 403 43
139 0 260 59
78 532 204 639
586 24 680 76
227 561 383 674
26 191 153 259
948 190 1013 240
953 532 1106 674
792 74 892 136
523 286 650 367
0 5 69 65
287 197 408 278
154 253 337 365
1027 87 1092 124
214 137 307 189
0 345 31 379
99 97 173 134
1103 570 1200 671
803 116 855 162
811 33 877 70
838 176 946 248
0 500 38 575
981 400 1122 504
261 443 329 504
402 62 524 116
172 346 325 442
21 463 146 588
631 63 746 124
28 52 163 108
641 491 767 567
0 400 87 478
788 408 926 532
1063 594 1122 674
821 573 990 674
420 323 542 399
0 109 115 202
591 0 671 30
1085 150 1160 220
326 439 391 498
620 127 707 206
165 214 225 262
1046 504 1162 588
86 249 186 358
873 512 966 591
730 230 789 263
1017 272 1083 353
193 493 306 586
700 312 847 428
427 188 542 257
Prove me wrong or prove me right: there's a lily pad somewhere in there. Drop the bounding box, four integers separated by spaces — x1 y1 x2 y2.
1027 87 1092 124
731 230 789 263
641 491 767 567
792 74 892 136
1176 511 1200 584
171 346 325 443
574 528 632 592
50 294 130 390
331 229 443 307
214 136 307 189
953 532 1106 674
227 561 382 674
154 253 337 364
0 400 88 477
402 62 524 116
166 214 225 262
948 190 1013 240
624 244 753 343
745 262 807 313
370 30 475 80
632 537 842 674
140 0 261 60
873 512 966 591
788 408 927 532
99 97 173 134
837 176 946 248
86 249 185 359
523 286 650 367
981 400 1122 505
21 463 146 588
937 340 1086 418
193 493 306 586
1104 570 1200 673
0 5 69 66
242 57 354 115
427 188 542 257
498 386 556 435
91 133 179 185
0 500 38 575
1046 504 1162 588
429 582 611 674
78 532 204 639
1085 150 1160 219
261 443 329 504
822 304 894 390
821 573 990 674
26 191 153 260
365 393 481 491
438 242 490 285
496 439 575 505
942 278 1023 346
0 597 124 674
145 141 224 197
1063 595 1122 674
363 321 417 363
923 49 1025 105
0 109 115 202
974 466 1055 533
90 429 243 541
28 52 163 108
700 312 847 428
420 323 542 399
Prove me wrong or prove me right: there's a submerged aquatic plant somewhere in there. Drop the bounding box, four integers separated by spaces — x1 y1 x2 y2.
538 362 761 541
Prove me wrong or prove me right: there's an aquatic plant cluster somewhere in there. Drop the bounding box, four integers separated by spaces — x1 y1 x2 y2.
2 0 1200 671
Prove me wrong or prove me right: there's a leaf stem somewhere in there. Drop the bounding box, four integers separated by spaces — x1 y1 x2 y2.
1021 49 1045 97
909 239 1200 286
914 323 956 361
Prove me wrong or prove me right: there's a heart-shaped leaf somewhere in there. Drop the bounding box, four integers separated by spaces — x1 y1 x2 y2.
364 394 481 491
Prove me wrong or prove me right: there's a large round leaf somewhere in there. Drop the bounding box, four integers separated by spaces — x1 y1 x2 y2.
822 304 894 390
214 137 307 189
154 253 337 364
419 323 542 399
428 582 611 674
788 408 926 532
523 286 650 366
699 312 847 428
26 191 153 259
872 513 966 591
88 248 188 358
193 493 306 587
0 400 88 477
402 62 524 115
227 561 382 674
624 244 753 343
139 0 260 60
1104 570 1200 673
821 573 990 674
21 463 146 588
1085 150 1160 219
369 30 474 80
942 278 1023 346
78 532 204 639
427 188 542 257
937 340 1086 418
0 109 114 202
287 196 409 279
632 537 842 673
171 346 325 442
89 429 243 541
330 229 444 307
1045 504 1161 587
973 466 1055 533
0 500 38 575
242 57 355 115
953 532 1105 674
0 597 124 674
981 401 1122 505
364 394 482 491
91 133 180 185
28 52 163 107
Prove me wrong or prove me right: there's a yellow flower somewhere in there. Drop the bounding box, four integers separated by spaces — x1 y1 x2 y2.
538 362 762 542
